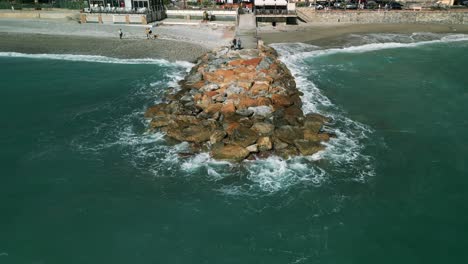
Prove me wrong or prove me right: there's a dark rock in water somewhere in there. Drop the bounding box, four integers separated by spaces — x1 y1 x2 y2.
186 72 202 84
150 116 171 128
294 139 325 156
144 44 334 162
274 125 303 145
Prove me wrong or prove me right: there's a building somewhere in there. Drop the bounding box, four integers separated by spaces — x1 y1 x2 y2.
84 0 165 23
87 0 164 13
255 0 297 24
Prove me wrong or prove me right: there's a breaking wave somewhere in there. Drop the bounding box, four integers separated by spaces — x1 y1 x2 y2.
0 52 194 68
71 33 468 194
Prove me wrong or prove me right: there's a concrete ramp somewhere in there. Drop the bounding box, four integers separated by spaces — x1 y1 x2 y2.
236 13 257 49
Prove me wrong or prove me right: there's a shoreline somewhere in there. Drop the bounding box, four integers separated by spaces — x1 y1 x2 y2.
0 32 211 62
258 23 468 47
2 19 468 61
0 18 235 62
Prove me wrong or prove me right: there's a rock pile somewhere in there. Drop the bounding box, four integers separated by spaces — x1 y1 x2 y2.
145 45 334 162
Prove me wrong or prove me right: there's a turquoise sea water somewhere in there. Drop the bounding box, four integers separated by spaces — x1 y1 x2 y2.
1 35 468 263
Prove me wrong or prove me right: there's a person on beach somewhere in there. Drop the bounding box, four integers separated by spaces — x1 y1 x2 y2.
237 37 242 50
145 27 150 39
231 38 237 49
119 29 123 39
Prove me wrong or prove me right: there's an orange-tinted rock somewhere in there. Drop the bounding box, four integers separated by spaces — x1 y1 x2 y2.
228 59 243 67
205 90 219 98
196 94 212 110
238 72 257 81
145 103 168 118
256 97 272 106
191 81 206 89
225 122 241 135
215 69 236 82
242 57 262 67
204 103 223 114
237 80 253 90
271 94 293 107
236 95 258 110
250 83 269 96
203 72 222 83
220 100 236 116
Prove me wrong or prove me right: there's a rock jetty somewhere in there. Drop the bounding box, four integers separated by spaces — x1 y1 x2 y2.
145 44 334 162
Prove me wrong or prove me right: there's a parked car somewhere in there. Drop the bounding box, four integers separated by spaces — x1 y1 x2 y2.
309 3 325 9
333 1 344 8
387 2 403 9
344 3 358 9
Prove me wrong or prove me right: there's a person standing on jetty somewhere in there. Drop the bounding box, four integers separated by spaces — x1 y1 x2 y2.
236 37 242 50
118 29 123 39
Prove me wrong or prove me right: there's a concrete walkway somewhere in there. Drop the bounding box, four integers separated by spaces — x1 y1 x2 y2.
236 13 257 49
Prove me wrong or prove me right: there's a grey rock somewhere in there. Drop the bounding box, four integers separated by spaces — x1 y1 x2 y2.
236 109 254 117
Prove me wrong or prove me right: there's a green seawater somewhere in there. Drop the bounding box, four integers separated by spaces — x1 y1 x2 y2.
1 38 468 263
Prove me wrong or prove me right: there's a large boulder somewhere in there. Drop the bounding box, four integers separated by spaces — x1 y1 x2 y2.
274 125 303 145
229 126 258 147
251 122 275 136
211 144 250 162
165 125 212 143
257 136 273 151
293 139 325 156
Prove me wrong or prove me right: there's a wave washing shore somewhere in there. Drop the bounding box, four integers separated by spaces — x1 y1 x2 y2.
2 31 465 193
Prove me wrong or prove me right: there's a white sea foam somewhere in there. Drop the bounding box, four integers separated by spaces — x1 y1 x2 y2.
273 33 468 60
0 52 194 68
73 33 468 194
271 40 378 185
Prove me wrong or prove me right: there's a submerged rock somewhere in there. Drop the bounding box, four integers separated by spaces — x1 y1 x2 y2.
145 44 334 162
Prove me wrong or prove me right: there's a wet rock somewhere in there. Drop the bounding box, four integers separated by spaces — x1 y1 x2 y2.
293 139 325 156
274 125 303 145
166 125 212 143
211 144 250 162
150 116 171 128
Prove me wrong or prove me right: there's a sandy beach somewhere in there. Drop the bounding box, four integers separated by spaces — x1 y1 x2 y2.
258 23 468 47
0 18 235 62
2 17 468 61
